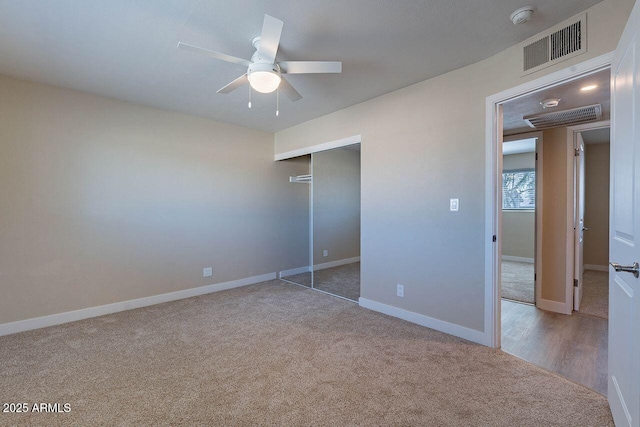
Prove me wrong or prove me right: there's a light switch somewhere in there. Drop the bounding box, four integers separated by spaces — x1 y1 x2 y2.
450 198 459 212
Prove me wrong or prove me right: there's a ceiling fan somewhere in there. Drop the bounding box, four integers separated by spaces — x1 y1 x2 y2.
177 14 342 105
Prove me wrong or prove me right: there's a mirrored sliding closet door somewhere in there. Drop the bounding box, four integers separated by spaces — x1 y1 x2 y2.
312 144 361 301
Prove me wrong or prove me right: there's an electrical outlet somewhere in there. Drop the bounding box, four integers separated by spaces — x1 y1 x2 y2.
450 198 459 212
203 267 213 277
323 250 328 257
397 284 404 297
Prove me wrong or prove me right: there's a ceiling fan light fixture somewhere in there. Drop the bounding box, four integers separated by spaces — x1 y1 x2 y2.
247 63 281 93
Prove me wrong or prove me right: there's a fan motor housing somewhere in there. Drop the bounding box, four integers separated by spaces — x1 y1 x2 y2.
248 62 280 76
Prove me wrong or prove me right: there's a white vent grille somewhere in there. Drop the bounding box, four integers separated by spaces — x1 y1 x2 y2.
524 38 549 70
521 13 586 75
524 104 602 129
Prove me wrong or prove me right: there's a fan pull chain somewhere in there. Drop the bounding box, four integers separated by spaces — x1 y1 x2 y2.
276 89 279 117
248 85 252 109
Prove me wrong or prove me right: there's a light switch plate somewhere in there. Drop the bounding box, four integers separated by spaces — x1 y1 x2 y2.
450 198 459 212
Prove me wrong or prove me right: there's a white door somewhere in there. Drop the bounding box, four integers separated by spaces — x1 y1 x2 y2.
574 134 585 310
609 1 640 425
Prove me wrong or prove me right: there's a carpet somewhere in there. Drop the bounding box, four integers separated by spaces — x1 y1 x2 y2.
579 270 609 319
282 262 360 301
282 271 312 287
0 280 613 426
313 262 360 301
501 261 535 304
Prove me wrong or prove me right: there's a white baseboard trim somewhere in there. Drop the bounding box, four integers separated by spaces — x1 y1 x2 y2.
0 272 277 337
358 298 487 345
502 255 534 264
536 298 566 314
278 266 311 278
585 264 608 272
314 256 360 271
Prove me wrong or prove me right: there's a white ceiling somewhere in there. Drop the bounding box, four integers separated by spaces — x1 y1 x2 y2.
0 0 603 133
504 68 610 135
581 127 610 144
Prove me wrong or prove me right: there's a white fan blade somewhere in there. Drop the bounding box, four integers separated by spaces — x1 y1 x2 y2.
257 15 283 63
217 74 248 94
177 42 251 67
279 61 342 74
279 77 302 102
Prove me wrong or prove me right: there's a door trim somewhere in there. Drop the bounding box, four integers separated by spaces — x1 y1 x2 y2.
485 52 613 348
274 134 361 161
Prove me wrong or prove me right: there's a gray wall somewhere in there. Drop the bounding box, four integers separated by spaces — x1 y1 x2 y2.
502 152 535 260
584 142 610 267
0 74 309 324
274 0 633 332
313 147 361 265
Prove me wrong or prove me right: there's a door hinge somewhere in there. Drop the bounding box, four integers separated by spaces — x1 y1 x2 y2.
535 152 538 161
534 273 537 281
575 148 580 157
492 235 497 242
574 279 579 287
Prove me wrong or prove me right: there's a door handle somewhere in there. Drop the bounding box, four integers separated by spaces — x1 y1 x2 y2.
610 262 639 278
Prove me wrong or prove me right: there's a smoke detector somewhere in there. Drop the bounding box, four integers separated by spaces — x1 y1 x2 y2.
540 98 561 109
510 6 535 25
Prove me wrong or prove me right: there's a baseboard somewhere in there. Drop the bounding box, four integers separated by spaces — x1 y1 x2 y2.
314 256 360 271
585 264 608 272
536 298 566 314
278 266 310 278
502 255 534 264
358 298 487 345
0 272 277 337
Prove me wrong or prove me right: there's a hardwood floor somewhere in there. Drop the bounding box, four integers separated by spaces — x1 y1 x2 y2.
501 299 608 395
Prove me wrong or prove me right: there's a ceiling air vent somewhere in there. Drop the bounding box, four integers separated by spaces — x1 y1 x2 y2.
521 12 586 75
524 104 602 129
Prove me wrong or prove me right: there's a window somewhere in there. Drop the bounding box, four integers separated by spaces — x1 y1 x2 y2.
502 169 535 210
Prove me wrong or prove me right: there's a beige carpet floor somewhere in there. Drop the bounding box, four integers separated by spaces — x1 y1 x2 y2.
284 262 360 301
501 261 535 304
282 271 312 287
579 270 609 319
313 262 360 301
0 280 613 426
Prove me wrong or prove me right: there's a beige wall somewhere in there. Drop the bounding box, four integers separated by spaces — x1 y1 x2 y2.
502 212 535 259
0 74 309 324
313 147 361 265
502 152 535 260
584 142 610 267
503 152 535 171
540 128 570 303
274 0 634 331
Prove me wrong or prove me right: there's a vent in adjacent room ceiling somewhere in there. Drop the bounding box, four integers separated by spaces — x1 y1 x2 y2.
524 104 602 129
522 13 586 75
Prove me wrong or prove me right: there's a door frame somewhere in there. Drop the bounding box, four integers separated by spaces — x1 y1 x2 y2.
484 52 613 348
566 120 611 313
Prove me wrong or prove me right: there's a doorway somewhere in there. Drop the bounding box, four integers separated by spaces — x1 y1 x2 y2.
572 125 611 320
488 61 612 395
501 135 540 306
